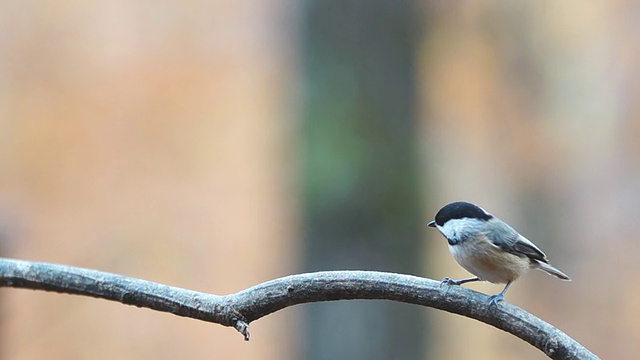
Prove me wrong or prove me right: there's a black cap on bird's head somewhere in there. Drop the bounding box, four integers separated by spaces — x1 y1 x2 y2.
427 201 493 227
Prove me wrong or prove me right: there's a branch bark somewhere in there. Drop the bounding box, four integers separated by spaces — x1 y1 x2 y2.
0 258 597 359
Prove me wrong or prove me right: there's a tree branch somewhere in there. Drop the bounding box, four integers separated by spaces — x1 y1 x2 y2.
0 258 597 359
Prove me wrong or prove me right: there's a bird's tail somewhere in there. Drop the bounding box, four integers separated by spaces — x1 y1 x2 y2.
535 261 571 281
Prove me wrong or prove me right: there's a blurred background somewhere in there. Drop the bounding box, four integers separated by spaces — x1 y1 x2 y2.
0 1 638 359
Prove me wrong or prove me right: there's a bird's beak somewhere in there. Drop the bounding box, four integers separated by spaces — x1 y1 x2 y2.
427 220 436 228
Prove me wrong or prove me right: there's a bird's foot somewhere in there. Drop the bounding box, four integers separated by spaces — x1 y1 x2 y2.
487 293 504 306
440 277 461 286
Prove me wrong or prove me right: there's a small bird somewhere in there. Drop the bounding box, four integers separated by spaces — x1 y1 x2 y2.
428 201 570 305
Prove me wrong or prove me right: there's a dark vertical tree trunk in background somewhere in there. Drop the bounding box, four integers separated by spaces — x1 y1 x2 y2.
300 1 425 359
0 230 6 357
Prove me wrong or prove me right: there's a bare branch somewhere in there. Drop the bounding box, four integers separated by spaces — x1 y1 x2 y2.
0 258 597 359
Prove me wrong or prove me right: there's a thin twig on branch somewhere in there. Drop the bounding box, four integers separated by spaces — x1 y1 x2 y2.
0 258 597 359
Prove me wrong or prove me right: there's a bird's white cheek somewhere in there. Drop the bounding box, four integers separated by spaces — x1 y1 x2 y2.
437 218 483 242
437 224 456 241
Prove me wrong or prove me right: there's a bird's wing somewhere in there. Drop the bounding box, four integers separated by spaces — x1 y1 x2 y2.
485 219 548 263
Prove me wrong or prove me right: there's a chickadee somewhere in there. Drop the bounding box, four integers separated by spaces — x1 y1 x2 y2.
428 201 570 305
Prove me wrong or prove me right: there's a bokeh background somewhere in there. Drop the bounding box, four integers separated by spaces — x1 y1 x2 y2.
0 1 638 359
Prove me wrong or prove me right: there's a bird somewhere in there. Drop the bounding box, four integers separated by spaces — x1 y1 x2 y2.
427 201 570 305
